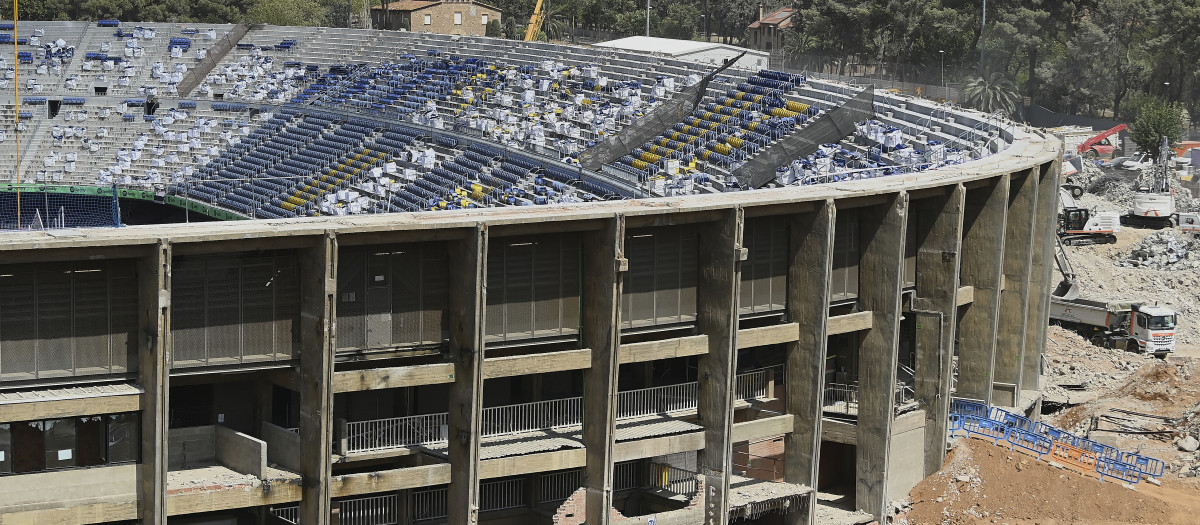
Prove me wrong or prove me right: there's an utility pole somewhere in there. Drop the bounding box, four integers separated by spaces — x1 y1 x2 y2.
980 0 987 65
645 0 651 37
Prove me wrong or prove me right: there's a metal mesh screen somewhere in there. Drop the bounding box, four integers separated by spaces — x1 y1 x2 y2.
0 260 139 382
336 243 449 354
168 251 300 369
484 234 581 343
622 226 698 329
740 217 788 316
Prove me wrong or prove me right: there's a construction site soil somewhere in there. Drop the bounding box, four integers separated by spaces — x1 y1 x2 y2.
899 164 1200 524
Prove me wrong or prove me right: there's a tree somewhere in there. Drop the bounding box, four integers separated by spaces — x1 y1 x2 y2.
247 0 325 26
960 63 1020 116
1130 98 1185 159
486 19 502 37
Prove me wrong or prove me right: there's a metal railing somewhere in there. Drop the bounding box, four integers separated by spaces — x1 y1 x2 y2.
338 493 398 525
480 478 525 511
342 370 775 453
482 397 582 438
614 460 642 491
411 487 448 521
271 504 299 524
650 463 698 497
823 382 917 415
539 469 584 504
345 413 447 453
616 381 698 419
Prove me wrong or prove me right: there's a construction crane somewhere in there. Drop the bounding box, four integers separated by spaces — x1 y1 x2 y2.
524 0 547 41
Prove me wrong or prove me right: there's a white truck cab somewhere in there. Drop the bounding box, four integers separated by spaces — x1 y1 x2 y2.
1132 304 1177 356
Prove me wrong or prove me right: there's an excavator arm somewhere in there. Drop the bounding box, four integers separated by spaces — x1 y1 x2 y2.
524 0 546 41
1052 236 1080 300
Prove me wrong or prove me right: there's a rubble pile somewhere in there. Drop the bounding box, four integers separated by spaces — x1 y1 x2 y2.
1120 230 1200 270
1087 172 1137 208
1174 181 1200 213
1043 326 1158 402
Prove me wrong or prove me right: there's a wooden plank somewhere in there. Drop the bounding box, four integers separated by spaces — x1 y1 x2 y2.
618 335 708 364
736 323 799 349
483 349 592 379
332 363 456 393
826 311 873 335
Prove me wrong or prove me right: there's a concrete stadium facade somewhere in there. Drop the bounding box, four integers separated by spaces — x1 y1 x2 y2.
0 116 1061 525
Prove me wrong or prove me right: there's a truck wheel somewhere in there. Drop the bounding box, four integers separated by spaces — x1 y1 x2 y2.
1069 185 1084 198
1084 150 1098 160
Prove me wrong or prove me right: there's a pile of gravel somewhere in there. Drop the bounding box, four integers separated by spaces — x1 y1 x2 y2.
1120 230 1199 270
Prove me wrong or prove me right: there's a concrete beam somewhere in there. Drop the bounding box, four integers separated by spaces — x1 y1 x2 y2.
137 241 170 525
827 311 873 335
782 200 835 525
854 193 908 520
956 286 975 306
0 391 141 422
331 464 452 498
481 449 587 479
484 349 592 379
821 418 857 445
994 170 1039 406
582 215 624 525
618 335 708 364
1024 161 1061 395
446 226 487 525
957 175 1010 403
696 208 743 525
332 363 456 393
299 233 337 525
736 323 800 349
911 185 965 476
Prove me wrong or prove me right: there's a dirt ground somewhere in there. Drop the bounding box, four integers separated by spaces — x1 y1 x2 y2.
904 438 1200 525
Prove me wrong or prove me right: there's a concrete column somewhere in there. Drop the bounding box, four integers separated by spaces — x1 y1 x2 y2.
854 193 909 520
994 170 1039 406
696 208 744 525
956 175 1010 403
137 240 170 524
911 186 965 476
782 201 835 525
397 488 413 525
299 232 338 525
447 225 487 525
1023 161 1061 396
582 215 625 525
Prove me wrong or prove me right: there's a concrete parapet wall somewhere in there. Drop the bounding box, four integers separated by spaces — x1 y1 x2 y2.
168 426 217 470
262 421 302 473
0 463 138 511
215 424 268 479
168 424 268 478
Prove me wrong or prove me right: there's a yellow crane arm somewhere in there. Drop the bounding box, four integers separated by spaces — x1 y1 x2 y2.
524 0 546 41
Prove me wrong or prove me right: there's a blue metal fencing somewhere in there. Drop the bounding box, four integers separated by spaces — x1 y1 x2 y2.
949 398 1162 484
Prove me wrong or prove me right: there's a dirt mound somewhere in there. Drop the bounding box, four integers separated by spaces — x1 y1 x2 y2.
905 438 1200 525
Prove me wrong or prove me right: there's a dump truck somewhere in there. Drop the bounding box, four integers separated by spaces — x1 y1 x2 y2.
1050 237 1176 356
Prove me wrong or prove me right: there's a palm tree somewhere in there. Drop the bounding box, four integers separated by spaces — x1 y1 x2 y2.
959 65 1020 116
